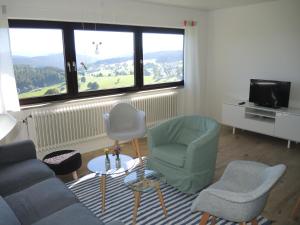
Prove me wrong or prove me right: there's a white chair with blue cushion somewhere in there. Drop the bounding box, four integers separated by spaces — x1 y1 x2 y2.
191 160 286 225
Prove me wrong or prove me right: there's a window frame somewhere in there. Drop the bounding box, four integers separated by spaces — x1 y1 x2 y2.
8 19 184 105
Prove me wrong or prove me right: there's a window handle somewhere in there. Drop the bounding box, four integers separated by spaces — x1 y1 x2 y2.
67 61 71 72
72 61 77 72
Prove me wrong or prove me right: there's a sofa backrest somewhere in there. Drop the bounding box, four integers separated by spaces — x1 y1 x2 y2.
173 116 219 146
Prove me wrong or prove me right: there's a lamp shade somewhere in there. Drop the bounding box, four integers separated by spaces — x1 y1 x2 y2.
0 113 17 140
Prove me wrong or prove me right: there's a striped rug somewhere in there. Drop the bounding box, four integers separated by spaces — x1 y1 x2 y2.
67 172 272 225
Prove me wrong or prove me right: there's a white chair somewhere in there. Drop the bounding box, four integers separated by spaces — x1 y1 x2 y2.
103 103 146 162
191 160 286 225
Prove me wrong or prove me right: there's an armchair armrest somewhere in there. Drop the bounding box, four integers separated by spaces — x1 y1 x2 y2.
0 140 37 165
185 124 220 172
147 121 172 150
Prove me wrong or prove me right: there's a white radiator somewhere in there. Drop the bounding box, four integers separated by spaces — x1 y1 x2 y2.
29 91 179 152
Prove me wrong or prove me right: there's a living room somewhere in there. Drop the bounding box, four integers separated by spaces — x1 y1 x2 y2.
0 0 299 225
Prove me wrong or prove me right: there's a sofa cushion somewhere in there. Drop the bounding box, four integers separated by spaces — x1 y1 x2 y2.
152 143 187 168
5 177 78 225
0 159 54 196
32 203 104 225
0 196 21 225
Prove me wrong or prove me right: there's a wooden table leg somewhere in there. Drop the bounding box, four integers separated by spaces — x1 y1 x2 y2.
101 175 106 212
156 183 167 217
133 191 141 225
72 171 78 180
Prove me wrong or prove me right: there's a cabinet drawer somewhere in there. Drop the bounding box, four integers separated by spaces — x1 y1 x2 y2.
243 116 275 136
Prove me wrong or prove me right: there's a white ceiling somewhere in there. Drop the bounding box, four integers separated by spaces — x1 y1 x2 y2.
133 0 276 10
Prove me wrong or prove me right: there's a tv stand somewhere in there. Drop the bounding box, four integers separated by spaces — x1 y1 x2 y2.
222 100 300 149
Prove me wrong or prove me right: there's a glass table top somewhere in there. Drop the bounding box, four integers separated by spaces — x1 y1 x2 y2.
124 169 161 192
87 154 138 175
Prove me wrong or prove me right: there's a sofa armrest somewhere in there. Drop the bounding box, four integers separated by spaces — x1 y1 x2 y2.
0 140 37 165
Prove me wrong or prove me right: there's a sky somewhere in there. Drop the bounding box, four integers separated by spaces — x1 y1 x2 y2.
9 28 183 59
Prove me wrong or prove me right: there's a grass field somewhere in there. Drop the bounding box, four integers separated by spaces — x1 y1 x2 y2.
19 74 178 99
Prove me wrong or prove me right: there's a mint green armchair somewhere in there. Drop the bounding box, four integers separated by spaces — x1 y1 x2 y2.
147 115 220 194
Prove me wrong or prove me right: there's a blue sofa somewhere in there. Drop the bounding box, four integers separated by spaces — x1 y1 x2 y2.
0 140 122 225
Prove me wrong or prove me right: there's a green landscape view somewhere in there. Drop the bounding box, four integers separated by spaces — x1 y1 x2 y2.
10 29 183 99
14 50 183 99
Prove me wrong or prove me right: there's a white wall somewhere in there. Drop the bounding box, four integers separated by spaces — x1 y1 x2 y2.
206 0 300 121
1 0 206 28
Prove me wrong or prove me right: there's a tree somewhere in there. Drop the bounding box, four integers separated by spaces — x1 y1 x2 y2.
87 82 99 90
44 88 60 95
14 64 65 93
81 77 86 83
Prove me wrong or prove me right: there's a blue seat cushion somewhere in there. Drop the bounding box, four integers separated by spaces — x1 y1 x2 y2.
5 177 78 225
0 159 54 196
0 196 21 225
32 203 104 225
152 143 187 168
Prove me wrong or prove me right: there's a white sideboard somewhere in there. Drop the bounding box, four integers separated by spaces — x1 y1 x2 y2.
222 100 300 148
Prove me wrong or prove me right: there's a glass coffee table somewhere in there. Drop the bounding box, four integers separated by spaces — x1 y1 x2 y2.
87 154 138 212
124 168 167 225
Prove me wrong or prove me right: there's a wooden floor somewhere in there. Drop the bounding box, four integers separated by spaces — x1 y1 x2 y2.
60 126 300 225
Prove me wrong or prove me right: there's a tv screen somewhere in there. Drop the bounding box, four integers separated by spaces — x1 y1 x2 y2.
249 79 291 108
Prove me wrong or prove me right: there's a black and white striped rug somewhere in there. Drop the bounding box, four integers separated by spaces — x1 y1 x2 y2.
67 173 272 225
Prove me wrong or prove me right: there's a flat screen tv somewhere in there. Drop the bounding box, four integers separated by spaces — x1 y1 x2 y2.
249 79 291 108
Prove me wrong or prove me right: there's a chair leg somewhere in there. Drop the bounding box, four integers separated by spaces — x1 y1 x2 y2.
133 138 142 163
292 197 300 219
199 212 210 225
251 218 258 225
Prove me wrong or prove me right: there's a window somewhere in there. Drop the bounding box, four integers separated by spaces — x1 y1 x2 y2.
9 28 67 99
74 30 135 92
8 20 184 105
142 33 184 86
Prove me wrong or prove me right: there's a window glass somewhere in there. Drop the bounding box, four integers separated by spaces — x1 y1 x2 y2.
142 33 184 85
74 30 135 92
9 28 67 99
